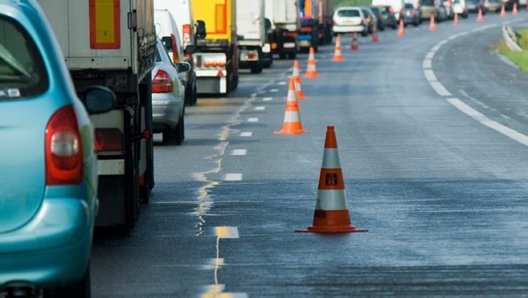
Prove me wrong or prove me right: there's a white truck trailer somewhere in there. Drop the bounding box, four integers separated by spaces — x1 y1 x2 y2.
236 0 266 74
264 0 299 59
39 0 157 233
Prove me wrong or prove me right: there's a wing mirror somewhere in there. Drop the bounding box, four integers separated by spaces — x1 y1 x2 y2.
184 45 196 54
161 36 173 53
176 62 191 73
195 20 206 40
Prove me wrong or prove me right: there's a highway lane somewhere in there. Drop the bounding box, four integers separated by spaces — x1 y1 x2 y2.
91 12 528 297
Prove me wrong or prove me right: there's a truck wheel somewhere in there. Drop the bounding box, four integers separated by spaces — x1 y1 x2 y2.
44 263 91 298
279 53 286 59
288 53 296 59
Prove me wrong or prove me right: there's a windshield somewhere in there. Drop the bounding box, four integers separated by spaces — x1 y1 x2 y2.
337 9 360 17
0 15 48 99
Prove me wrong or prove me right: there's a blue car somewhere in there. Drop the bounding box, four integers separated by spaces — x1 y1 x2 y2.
0 0 115 297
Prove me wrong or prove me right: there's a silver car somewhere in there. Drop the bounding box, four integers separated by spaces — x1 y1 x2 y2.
151 39 190 145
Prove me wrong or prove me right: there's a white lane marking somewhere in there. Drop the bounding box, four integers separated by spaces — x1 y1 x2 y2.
248 117 259 122
269 89 279 92
231 149 247 156
447 98 528 146
224 173 243 181
254 106 265 111
423 59 432 69
430 81 452 96
263 97 273 101
423 19 528 148
278 81 287 85
424 69 437 81
240 132 253 137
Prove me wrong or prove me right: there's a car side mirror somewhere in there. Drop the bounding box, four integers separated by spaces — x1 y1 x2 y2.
195 20 206 40
161 36 172 52
264 18 272 32
80 85 116 115
176 62 191 73
184 45 196 54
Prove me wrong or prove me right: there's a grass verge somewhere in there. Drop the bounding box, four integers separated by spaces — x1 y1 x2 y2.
491 28 528 74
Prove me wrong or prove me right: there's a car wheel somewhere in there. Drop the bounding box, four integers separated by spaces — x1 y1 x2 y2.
43 263 91 298
361 31 368 37
163 124 179 145
175 113 185 145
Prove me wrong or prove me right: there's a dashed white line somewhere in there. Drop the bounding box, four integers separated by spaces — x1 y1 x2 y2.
254 106 265 111
224 173 243 181
263 97 273 101
247 117 259 122
278 81 287 85
231 149 247 156
423 59 432 69
269 89 279 92
240 132 253 137
430 81 452 96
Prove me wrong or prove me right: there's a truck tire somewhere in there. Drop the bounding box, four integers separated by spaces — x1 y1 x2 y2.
288 53 296 59
279 53 286 59
250 61 263 74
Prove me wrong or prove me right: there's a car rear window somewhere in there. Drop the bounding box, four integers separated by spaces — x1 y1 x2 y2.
0 16 48 99
337 9 360 17
405 3 415 8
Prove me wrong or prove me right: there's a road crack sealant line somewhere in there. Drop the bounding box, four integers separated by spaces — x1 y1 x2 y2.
423 18 528 148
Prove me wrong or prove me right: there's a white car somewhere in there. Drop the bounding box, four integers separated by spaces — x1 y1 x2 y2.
332 6 369 37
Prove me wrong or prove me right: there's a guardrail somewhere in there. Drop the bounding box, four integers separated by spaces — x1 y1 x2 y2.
502 25 523 52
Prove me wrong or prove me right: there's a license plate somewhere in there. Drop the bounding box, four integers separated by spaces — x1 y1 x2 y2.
284 42 295 48
300 40 310 46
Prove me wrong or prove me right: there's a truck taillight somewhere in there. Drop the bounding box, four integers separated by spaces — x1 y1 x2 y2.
182 24 191 47
95 128 123 152
152 70 173 93
218 61 226 67
45 105 83 185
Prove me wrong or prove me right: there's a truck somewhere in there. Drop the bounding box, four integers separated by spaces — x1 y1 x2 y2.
39 0 157 233
264 0 300 60
154 0 199 106
192 0 239 94
236 0 266 74
297 0 335 52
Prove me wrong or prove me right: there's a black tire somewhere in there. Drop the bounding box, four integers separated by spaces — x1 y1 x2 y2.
250 61 263 74
287 53 296 59
44 263 91 298
162 124 179 145
175 114 184 145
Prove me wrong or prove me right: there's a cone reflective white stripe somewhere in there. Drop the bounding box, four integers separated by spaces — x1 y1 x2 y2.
275 79 307 135
283 109 302 123
315 190 348 210
304 47 319 78
320 148 341 168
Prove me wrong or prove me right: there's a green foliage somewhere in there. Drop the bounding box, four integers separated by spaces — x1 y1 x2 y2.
335 0 373 7
493 28 528 75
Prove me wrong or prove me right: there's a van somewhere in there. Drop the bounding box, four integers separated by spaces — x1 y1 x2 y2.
154 0 198 106
372 0 406 20
452 0 469 17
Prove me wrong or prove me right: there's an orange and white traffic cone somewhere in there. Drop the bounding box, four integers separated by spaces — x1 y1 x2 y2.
351 32 359 50
371 23 378 42
500 3 506 16
304 47 319 78
274 79 307 135
477 7 484 21
513 2 518 15
453 12 459 25
429 15 436 31
331 36 344 62
291 60 302 84
397 18 405 36
296 126 367 233
294 76 306 100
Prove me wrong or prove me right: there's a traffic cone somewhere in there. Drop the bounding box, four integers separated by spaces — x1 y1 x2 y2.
291 60 302 84
398 18 405 36
294 75 306 100
274 79 307 135
500 3 506 16
453 12 459 25
429 15 436 31
371 23 378 42
351 32 359 50
304 47 319 78
295 126 367 233
513 2 518 15
477 7 484 21
331 35 344 62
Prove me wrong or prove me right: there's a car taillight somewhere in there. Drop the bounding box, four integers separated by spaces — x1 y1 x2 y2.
333 19 337 25
95 128 123 152
45 105 83 185
411 9 416 15
152 70 173 93
360 19 364 25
